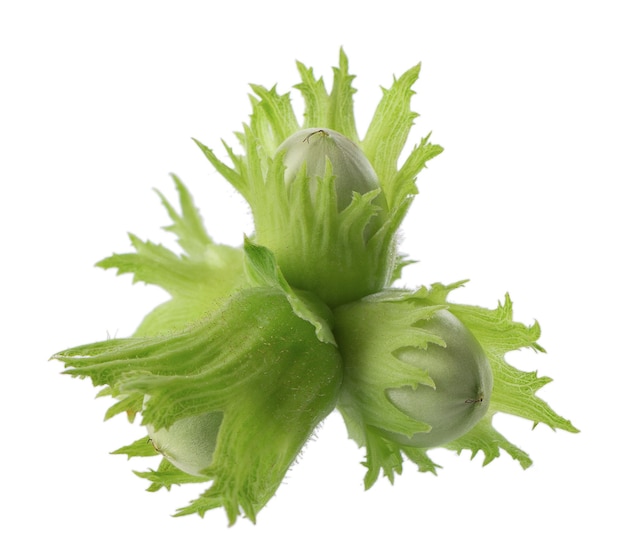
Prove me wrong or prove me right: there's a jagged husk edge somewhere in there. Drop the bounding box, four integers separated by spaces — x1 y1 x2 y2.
53 244 343 525
336 281 578 489
193 49 443 305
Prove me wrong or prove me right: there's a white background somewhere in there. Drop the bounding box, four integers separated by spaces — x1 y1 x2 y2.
2 1 624 549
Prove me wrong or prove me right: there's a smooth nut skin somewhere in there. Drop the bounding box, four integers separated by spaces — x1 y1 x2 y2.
277 128 386 212
147 412 223 477
385 310 493 448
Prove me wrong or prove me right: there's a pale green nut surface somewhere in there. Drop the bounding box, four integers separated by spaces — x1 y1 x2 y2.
385 310 493 447
277 128 386 212
147 412 223 477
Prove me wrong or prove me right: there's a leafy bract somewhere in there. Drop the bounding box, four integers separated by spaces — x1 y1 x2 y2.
54 243 343 525
335 283 578 487
194 48 443 305
52 50 577 525
97 174 245 336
